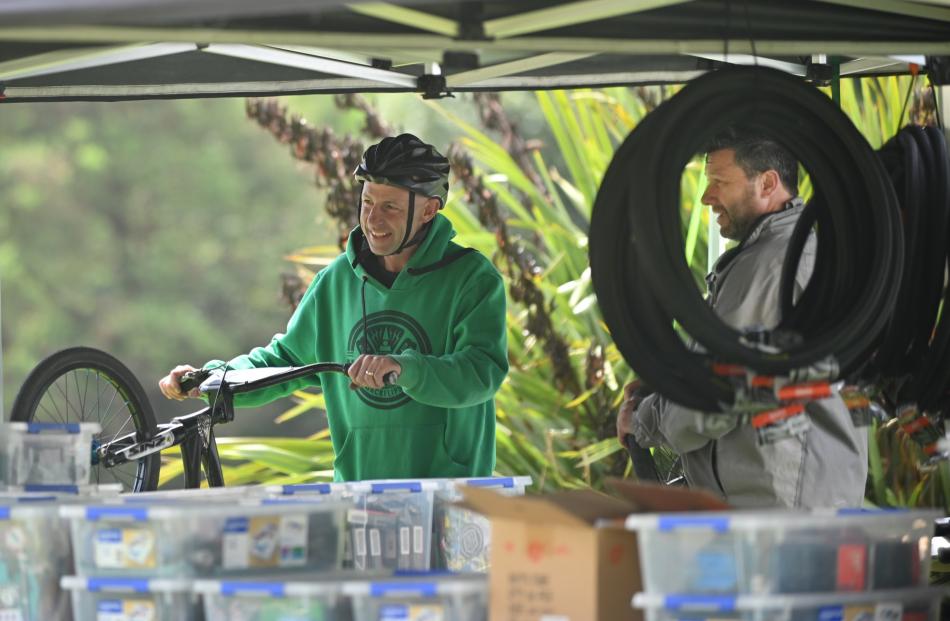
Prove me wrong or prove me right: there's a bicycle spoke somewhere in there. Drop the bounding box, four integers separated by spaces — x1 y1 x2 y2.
37 400 66 424
103 464 135 490
52 378 83 422
76 369 90 422
42 380 67 423
106 415 135 444
97 387 125 432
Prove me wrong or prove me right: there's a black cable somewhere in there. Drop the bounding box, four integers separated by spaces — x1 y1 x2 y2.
897 74 917 129
590 65 903 411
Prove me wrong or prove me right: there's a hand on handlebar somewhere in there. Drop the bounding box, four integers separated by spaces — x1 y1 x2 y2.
347 354 401 390
159 364 203 401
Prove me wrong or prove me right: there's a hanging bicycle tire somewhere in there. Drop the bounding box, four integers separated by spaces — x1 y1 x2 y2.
590 65 903 411
11 346 160 492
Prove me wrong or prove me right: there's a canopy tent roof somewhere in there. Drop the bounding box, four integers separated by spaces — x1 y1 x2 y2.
2 0 950 102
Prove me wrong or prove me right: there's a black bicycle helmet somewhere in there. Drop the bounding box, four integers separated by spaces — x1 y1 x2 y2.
354 133 451 255
354 133 450 207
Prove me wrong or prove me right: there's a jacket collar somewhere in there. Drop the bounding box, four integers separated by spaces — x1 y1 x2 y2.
345 213 457 290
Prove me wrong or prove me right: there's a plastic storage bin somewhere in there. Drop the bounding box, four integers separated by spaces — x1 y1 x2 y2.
268 482 351 498
0 499 74 621
62 498 348 577
195 575 348 620
633 587 946 621
0 422 100 488
346 480 439 571
118 484 270 504
432 476 532 572
625 509 939 595
344 574 488 621
0 483 122 499
61 576 198 621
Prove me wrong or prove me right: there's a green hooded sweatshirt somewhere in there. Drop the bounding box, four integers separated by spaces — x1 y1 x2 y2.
205 213 508 481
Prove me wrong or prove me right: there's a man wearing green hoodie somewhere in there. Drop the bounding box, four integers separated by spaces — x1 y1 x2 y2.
159 134 508 481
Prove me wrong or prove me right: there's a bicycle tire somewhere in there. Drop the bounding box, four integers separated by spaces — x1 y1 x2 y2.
11 347 160 492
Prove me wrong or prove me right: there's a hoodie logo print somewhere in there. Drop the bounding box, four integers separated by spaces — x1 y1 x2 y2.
347 311 432 409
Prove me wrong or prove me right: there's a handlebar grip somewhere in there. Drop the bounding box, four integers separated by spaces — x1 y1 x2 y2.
624 434 661 483
383 371 399 386
178 369 211 393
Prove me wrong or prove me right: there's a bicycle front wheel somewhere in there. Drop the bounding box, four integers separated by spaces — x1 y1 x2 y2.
11 347 160 492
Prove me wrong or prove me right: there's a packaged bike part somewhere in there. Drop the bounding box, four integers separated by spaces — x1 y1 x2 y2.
195 575 348 621
0 422 101 488
346 480 438 572
0 495 108 621
62 498 348 578
626 508 938 595
633 587 945 621
431 476 532 572
60 576 199 621
871 540 920 589
343 574 487 621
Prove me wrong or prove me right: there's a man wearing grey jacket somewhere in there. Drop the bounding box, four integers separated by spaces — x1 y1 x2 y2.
617 127 868 508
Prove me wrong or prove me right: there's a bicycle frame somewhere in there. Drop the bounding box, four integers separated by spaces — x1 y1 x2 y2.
95 362 349 489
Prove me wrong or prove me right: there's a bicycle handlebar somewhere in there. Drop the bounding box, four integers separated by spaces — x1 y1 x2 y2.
178 362 398 394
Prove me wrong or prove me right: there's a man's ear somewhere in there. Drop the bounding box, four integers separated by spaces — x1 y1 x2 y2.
421 197 441 223
758 169 781 198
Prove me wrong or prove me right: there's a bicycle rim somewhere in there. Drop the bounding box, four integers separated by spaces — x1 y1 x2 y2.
11 347 160 492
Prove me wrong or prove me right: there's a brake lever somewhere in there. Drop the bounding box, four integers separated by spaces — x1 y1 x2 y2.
178 368 212 393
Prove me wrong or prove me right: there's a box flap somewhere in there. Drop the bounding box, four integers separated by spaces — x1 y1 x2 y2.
606 478 731 512
460 487 638 528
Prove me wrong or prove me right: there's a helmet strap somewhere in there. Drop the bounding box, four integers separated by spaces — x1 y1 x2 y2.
389 190 416 255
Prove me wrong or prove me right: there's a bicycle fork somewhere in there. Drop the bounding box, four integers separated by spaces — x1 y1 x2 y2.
180 415 225 488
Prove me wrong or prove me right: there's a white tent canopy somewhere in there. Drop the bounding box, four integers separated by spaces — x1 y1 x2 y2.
1 0 949 101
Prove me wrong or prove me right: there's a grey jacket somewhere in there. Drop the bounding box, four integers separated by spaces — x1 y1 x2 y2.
632 201 868 508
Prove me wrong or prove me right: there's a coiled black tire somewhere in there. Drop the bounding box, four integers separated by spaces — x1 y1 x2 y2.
591 66 903 411
11 347 160 491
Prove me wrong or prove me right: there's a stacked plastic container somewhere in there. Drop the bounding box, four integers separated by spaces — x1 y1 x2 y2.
344 480 441 571
0 487 121 621
193 572 488 620
344 574 488 621
0 422 101 492
60 494 350 620
431 476 532 572
626 508 944 621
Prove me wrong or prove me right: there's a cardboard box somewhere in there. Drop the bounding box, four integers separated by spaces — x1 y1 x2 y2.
460 480 729 621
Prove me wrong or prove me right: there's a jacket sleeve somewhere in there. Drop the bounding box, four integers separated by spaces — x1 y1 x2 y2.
632 393 738 454
203 272 324 408
390 268 508 408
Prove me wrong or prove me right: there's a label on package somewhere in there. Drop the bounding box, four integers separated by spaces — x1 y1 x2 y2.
836 543 867 590
816 606 844 621
379 604 444 620
353 528 367 558
221 514 308 569
843 605 875 621
96 599 156 621
348 509 368 526
94 528 156 569
874 603 902 621
413 525 424 555
370 528 381 557
754 413 811 445
399 526 410 557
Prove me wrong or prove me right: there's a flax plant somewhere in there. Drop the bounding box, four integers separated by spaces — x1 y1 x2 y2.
160 76 948 511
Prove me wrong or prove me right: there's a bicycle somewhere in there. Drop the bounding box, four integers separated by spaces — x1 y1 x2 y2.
11 347 394 492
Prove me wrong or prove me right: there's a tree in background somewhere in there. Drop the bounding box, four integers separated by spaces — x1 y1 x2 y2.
0 99 340 434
